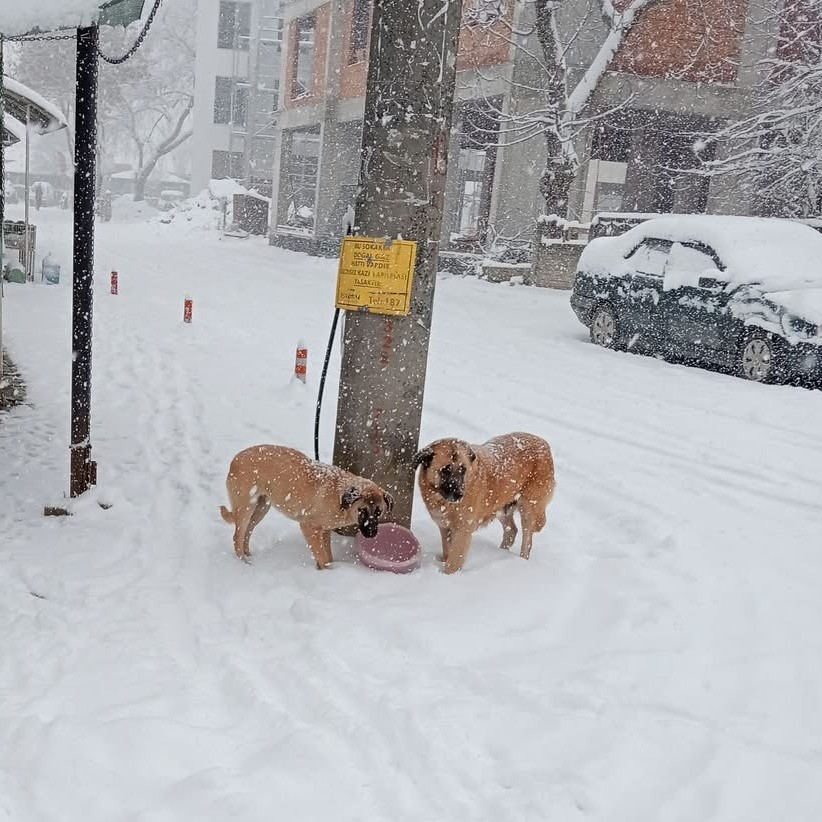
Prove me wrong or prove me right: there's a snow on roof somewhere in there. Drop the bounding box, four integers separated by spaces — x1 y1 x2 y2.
0 1 104 36
0 0 145 37
2 76 67 134
111 169 189 183
579 215 822 293
2 113 24 145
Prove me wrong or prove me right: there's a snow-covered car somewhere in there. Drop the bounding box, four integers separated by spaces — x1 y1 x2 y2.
157 189 185 211
571 215 822 385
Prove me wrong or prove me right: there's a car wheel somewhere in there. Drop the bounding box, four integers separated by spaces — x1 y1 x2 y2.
590 302 621 349
738 328 783 384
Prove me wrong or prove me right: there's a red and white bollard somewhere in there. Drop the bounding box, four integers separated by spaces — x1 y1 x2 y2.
294 341 307 383
110 270 118 295
183 297 193 324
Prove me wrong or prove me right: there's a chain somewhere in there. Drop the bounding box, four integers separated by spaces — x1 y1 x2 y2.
9 32 77 42
97 0 163 64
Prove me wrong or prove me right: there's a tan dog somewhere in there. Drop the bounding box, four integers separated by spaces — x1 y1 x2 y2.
220 445 393 567
413 432 555 574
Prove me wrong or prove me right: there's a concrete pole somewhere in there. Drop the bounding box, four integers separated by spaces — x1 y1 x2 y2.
333 0 465 527
0 36 5 384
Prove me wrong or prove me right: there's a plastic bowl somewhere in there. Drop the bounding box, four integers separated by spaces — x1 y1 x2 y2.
356 523 421 574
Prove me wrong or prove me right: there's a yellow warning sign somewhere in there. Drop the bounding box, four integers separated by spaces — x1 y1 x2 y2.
335 237 418 316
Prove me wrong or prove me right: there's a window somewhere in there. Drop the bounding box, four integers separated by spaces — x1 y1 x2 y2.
218 1 251 50
591 125 631 164
465 0 503 25
349 0 371 64
292 15 316 98
212 150 244 180
594 182 625 214
283 128 320 230
213 77 249 127
664 243 723 290
626 240 670 278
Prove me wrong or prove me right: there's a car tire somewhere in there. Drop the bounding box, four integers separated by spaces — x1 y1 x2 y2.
590 302 623 350
737 328 785 384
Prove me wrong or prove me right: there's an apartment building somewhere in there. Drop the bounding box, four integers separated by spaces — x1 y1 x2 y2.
191 0 283 195
264 0 782 252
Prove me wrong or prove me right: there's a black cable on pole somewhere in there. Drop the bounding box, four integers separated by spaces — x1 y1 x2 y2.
314 308 341 462
97 0 163 64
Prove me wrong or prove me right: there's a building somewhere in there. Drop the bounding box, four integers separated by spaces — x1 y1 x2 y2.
258 0 783 254
191 0 283 196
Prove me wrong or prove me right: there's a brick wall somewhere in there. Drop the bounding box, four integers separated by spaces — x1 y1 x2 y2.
337 0 514 100
457 2 514 72
612 0 749 85
284 4 331 109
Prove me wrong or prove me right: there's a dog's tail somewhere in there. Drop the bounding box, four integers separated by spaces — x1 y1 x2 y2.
219 505 234 525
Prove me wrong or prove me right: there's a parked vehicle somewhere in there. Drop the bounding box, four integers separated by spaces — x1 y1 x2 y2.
157 189 185 211
571 215 822 385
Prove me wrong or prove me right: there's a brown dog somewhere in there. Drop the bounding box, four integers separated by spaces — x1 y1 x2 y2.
220 445 393 567
413 432 555 574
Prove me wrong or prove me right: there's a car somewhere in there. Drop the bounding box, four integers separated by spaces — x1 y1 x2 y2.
157 189 185 211
571 215 822 386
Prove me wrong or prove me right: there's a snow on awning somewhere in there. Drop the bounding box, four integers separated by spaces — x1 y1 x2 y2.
0 0 146 38
2 113 25 146
2 76 67 135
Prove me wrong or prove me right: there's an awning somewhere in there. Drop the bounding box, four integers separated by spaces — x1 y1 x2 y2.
2 113 25 146
2 76 67 136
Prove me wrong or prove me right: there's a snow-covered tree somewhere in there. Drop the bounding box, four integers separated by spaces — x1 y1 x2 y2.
530 0 660 233
10 0 195 201
99 0 196 201
701 0 822 218
8 38 76 160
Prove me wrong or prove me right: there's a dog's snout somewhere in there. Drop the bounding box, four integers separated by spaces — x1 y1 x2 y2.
358 509 380 538
440 479 464 502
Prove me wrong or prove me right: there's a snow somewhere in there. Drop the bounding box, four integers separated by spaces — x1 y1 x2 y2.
579 215 822 326
207 178 254 201
2 113 25 144
1 77 68 135
2 206 822 819
0 1 113 37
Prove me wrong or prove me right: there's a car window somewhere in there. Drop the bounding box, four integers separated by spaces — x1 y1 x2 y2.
626 240 670 278
664 243 723 291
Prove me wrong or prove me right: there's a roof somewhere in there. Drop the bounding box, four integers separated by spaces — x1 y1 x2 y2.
0 0 146 37
2 113 25 146
2 76 67 135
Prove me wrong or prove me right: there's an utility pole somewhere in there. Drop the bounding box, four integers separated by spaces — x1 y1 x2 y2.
0 36 6 384
70 25 99 497
333 0 464 526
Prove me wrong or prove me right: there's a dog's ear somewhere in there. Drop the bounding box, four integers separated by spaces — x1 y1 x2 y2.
384 492 394 513
412 447 434 471
340 487 361 509
467 447 477 463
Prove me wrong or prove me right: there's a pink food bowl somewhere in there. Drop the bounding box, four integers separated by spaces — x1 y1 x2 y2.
356 523 422 574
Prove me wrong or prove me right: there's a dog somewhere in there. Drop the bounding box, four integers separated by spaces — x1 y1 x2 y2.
413 432 555 574
219 445 393 567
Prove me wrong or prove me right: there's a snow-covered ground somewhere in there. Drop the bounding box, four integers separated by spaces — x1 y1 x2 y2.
2 205 822 821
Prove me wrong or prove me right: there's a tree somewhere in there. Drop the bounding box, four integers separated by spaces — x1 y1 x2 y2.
98 0 196 201
8 38 76 160
701 0 822 218
9 0 196 201
508 0 662 235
